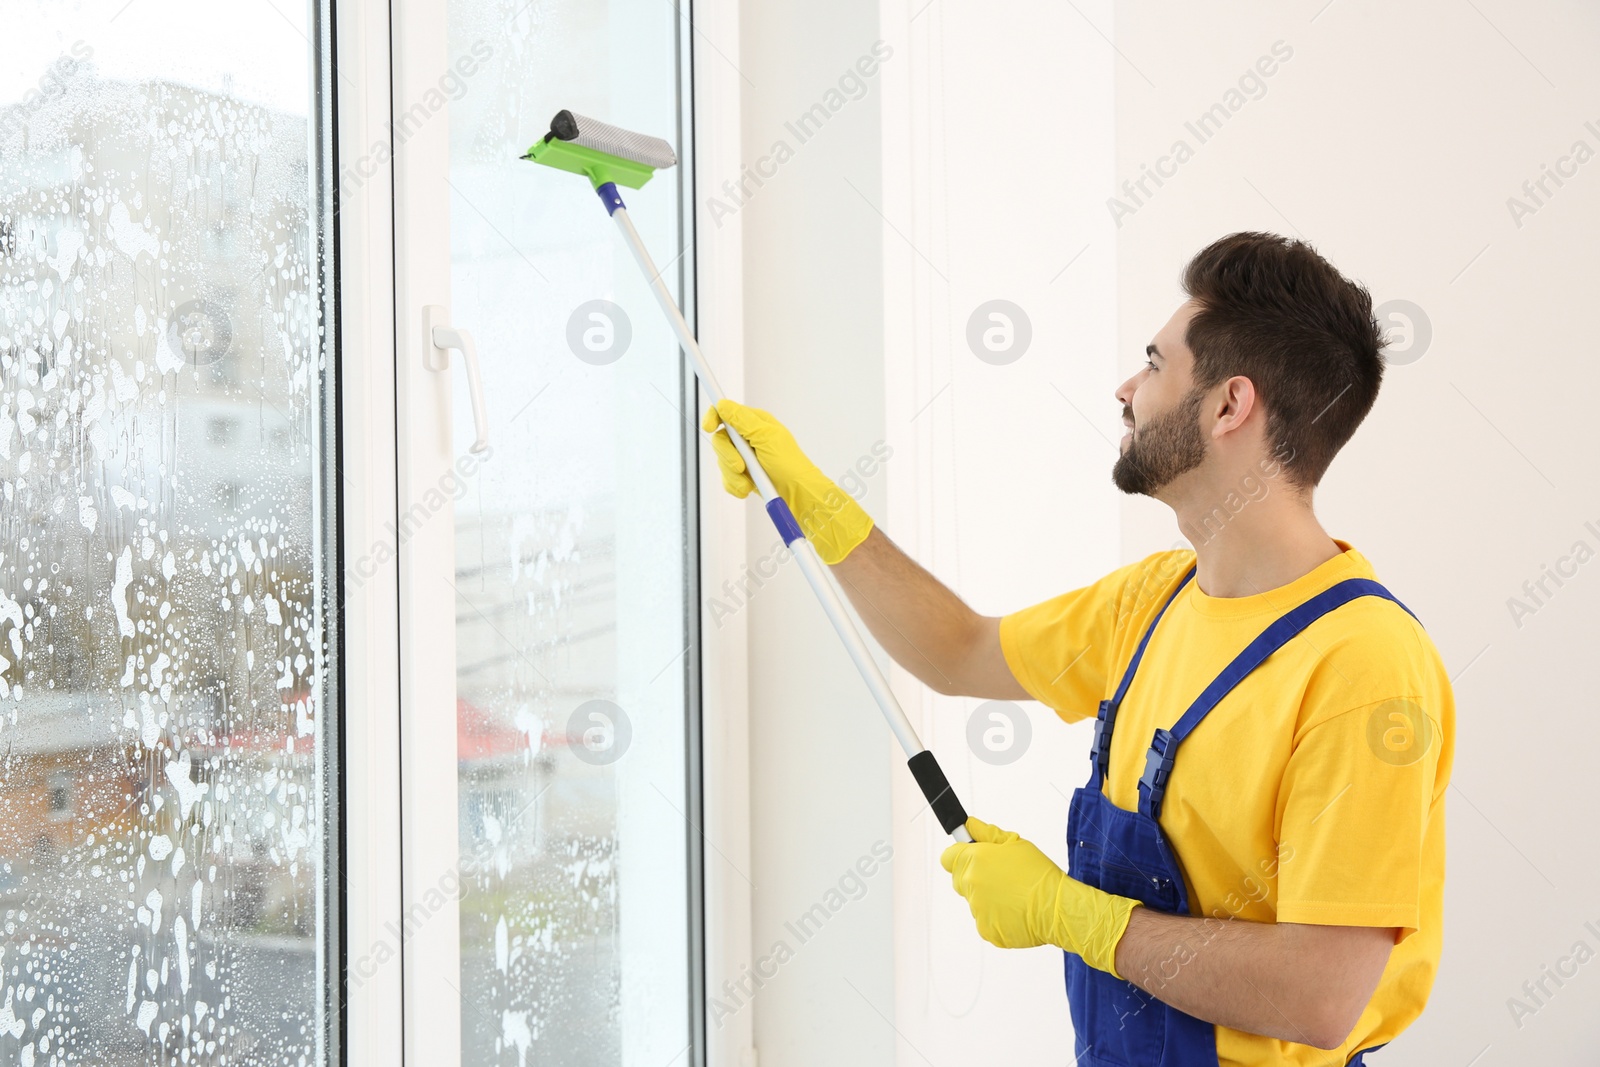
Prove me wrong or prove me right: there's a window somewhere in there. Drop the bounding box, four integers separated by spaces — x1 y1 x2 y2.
0 5 338 1064
441 1 702 1062
2 1 701 1062
205 417 235 448
47 772 73 819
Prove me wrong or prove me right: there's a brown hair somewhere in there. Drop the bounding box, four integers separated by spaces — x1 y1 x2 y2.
1181 232 1386 490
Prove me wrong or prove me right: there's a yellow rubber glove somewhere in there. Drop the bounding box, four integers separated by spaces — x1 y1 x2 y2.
940 817 1142 979
700 399 875 566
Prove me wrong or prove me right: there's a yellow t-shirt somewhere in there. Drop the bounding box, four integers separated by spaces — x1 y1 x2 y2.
998 539 1453 1067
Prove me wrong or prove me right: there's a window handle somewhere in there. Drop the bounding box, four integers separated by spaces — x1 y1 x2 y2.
423 304 490 454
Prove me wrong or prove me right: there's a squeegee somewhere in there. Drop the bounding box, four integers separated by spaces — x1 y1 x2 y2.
523 110 974 844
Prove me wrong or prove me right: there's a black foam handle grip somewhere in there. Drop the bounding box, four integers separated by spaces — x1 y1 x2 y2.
907 750 969 836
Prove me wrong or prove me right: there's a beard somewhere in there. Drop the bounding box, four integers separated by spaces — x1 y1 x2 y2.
1111 386 1208 496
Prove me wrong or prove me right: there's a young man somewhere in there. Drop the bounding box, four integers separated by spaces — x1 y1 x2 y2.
702 232 1452 1065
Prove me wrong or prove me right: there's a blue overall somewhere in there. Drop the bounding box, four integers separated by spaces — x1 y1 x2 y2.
1064 564 1420 1067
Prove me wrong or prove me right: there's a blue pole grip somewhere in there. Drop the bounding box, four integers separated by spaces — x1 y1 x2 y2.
764 497 804 545
595 181 624 215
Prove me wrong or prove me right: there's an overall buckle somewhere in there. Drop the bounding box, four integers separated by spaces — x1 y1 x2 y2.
1138 727 1178 818
1090 699 1115 779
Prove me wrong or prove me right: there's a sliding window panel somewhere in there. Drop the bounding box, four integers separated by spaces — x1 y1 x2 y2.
442 2 700 1065
0 2 340 1065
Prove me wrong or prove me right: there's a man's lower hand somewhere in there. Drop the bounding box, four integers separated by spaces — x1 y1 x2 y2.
940 817 1142 979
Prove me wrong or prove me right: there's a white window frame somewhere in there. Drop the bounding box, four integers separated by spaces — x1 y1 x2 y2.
333 0 755 1063
686 2 756 1066
333 0 408 1062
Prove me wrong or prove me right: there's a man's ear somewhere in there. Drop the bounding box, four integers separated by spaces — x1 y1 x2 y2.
1210 376 1258 438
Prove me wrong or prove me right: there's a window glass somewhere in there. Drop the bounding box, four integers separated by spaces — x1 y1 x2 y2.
1 5 336 1063
444 1 698 1062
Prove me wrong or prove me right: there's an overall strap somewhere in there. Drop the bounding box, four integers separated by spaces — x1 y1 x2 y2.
1087 565 1198 794
1137 578 1422 819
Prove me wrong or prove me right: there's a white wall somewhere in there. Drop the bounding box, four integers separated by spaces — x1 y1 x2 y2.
729 0 1599 1064
1114 2 1600 1063
732 4 897 1066
877 1 1119 1064
732 0 1119 1061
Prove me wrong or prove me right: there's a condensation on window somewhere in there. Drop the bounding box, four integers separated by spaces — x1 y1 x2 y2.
1 46 330 1067
456 499 621 1062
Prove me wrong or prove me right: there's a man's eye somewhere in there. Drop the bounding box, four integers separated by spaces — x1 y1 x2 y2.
1144 358 1157 372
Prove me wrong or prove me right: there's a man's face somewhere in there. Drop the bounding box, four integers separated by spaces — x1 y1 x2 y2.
1111 300 1209 498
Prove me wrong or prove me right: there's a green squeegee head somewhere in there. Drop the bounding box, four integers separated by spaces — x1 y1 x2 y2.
522 109 678 190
